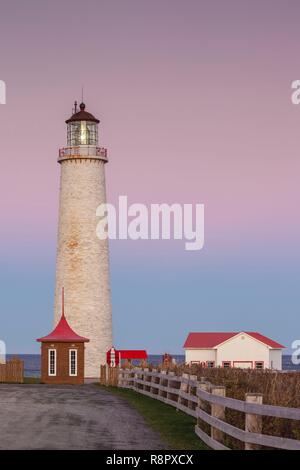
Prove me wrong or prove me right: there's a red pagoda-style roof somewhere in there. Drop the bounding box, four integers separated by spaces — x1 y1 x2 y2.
37 315 89 343
37 288 89 343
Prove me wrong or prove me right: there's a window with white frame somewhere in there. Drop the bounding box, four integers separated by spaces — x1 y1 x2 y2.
207 361 215 368
255 361 264 370
48 349 56 376
223 361 231 368
69 349 78 376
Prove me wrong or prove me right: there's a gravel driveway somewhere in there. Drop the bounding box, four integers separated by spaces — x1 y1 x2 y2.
0 384 166 450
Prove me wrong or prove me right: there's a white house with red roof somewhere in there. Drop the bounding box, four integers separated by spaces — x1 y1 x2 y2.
183 332 284 370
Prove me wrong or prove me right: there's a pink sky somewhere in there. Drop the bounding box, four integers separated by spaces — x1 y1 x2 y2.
0 1 299 352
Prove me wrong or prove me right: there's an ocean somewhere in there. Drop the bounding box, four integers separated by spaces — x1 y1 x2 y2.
7 354 300 377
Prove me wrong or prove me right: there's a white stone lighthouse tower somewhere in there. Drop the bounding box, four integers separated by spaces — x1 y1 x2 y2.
54 101 113 378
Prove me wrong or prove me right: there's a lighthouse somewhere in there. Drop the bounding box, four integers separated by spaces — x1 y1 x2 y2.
54 101 113 378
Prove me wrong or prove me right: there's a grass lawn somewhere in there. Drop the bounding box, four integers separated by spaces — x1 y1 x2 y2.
100 386 208 450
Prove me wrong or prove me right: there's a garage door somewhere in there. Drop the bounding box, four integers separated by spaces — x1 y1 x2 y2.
233 361 252 369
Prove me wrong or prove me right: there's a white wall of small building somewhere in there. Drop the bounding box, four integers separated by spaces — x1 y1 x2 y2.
269 349 282 370
216 333 270 368
185 349 216 364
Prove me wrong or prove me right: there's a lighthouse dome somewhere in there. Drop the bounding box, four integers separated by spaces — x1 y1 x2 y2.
66 102 100 124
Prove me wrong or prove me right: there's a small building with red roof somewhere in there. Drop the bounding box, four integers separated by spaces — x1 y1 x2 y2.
37 289 89 384
183 331 284 370
106 348 147 366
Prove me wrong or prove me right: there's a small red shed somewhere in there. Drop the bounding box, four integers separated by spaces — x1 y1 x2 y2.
37 290 89 384
107 348 147 366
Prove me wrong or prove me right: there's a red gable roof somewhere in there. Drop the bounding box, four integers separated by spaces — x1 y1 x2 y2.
37 315 89 343
183 332 284 349
119 350 147 360
183 332 237 348
245 332 284 349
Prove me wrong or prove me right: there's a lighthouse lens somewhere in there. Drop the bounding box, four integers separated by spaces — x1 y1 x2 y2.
80 121 87 144
67 121 98 146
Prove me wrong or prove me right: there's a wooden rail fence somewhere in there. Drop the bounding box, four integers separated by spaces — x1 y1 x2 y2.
115 367 300 450
0 358 24 383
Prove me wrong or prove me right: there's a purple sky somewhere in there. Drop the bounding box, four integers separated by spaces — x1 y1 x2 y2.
0 1 299 354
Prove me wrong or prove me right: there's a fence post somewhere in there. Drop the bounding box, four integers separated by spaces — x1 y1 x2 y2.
117 367 122 387
211 386 226 444
150 369 157 396
159 370 167 399
198 381 209 410
120 367 126 387
131 368 135 389
113 366 119 386
143 368 149 391
245 393 263 450
134 368 141 391
167 371 174 401
179 373 189 403
130 368 135 389
105 364 109 386
188 374 197 411
123 367 127 388
197 381 210 430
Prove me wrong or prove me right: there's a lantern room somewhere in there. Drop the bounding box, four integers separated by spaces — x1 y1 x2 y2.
65 102 100 146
